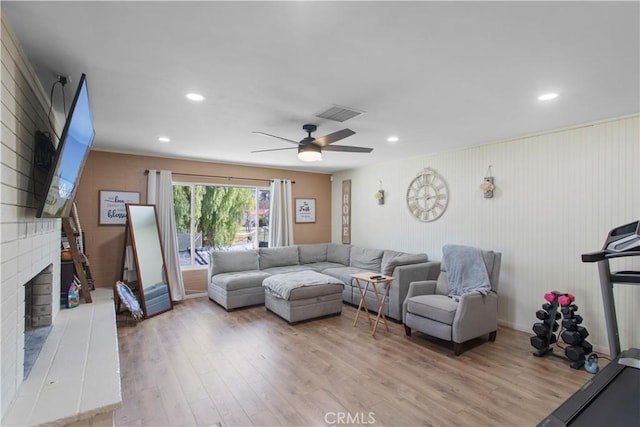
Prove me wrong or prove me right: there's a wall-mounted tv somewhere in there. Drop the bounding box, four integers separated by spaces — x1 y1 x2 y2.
36 73 95 218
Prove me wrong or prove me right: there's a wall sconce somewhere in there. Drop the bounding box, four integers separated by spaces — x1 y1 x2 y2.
480 165 496 198
374 181 385 205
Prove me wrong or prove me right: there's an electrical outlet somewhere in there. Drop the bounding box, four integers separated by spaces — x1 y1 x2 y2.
55 73 71 86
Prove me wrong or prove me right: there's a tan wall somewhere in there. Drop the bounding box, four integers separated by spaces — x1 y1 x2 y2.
74 150 332 291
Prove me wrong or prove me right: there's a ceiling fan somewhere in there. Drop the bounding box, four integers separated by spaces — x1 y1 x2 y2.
251 124 373 162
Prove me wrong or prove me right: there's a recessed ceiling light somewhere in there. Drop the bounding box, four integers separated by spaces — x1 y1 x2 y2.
186 93 205 102
387 136 399 143
538 93 558 101
158 136 170 143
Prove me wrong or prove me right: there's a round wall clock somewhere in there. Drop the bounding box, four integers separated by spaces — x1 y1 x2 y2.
406 168 449 222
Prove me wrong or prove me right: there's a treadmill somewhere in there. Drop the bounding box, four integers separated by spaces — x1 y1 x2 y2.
538 221 640 426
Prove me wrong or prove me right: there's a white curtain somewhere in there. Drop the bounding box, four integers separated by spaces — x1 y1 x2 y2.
268 179 294 247
147 169 185 301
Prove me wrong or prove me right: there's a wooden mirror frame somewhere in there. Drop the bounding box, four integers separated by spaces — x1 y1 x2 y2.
122 204 173 318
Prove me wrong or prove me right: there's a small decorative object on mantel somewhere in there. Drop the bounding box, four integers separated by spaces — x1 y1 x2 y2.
374 181 385 205
480 165 496 198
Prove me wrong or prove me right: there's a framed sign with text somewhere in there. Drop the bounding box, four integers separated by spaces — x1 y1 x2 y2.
99 190 140 225
295 198 316 223
342 180 351 244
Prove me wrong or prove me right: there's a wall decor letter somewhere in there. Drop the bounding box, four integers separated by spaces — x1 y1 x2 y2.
342 180 351 244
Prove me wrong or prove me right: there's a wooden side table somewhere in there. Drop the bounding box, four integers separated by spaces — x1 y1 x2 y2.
350 272 394 337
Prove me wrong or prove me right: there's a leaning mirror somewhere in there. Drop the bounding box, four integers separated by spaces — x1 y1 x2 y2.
125 204 173 318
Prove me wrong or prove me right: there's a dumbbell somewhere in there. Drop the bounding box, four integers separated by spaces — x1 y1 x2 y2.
565 345 585 362
531 335 550 350
561 326 589 345
533 322 549 336
536 310 561 321
562 315 583 330
561 304 579 317
558 294 575 306
582 340 593 355
536 310 549 320
542 303 553 311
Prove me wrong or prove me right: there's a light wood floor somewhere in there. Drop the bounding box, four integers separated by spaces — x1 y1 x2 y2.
115 297 592 427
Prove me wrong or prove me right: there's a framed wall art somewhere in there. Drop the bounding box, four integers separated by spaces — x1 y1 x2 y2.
295 198 316 223
99 190 140 225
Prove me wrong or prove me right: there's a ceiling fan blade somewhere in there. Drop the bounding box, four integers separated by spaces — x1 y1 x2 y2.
322 145 373 153
313 128 355 147
252 131 300 145
250 147 298 153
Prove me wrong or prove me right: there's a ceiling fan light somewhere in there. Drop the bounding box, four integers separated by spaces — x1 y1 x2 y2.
298 145 322 162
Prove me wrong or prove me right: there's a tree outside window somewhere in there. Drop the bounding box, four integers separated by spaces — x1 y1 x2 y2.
174 184 269 266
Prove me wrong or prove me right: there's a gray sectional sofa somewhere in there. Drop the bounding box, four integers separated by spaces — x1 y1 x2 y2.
207 243 440 321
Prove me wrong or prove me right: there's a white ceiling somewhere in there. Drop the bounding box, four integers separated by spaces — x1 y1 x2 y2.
3 1 639 173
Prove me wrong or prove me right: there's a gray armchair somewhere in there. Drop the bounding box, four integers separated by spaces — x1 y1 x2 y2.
402 249 501 355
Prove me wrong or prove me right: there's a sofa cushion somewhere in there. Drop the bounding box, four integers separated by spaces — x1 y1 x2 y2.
262 265 311 275
211 270 271 291
327 243 350 265
298 244 328 264
259 246 299 269
349 246 384 271
322 266 369 287
406 294 458 325
306 262 346 272
381 253 430 276
381 250 405 275
211 250 259 275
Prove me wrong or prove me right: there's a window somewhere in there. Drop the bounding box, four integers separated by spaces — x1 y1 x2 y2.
173 184 270 267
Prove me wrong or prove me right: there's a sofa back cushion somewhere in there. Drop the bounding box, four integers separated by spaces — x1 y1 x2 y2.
298 244 328 264
350 246 384 272
327 244 351 265
211 250 259 275
259 246 299 269
381 251 429 276
381 250 404 275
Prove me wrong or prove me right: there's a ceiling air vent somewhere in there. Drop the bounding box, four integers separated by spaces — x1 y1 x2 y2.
315 105 364 122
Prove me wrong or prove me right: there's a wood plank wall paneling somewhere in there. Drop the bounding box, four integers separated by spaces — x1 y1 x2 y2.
73 151 333 294
332 115 640 353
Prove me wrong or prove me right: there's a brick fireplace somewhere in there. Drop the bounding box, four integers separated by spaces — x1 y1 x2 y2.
25 265 54 329
23 265 55 379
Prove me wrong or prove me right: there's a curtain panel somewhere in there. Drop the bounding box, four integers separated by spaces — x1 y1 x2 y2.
268 179 294 247
147 169 186 301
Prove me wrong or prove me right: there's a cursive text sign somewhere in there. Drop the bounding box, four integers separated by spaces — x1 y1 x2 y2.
99 190 140 225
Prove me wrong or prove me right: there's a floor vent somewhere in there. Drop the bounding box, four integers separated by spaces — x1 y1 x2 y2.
315 105 364 122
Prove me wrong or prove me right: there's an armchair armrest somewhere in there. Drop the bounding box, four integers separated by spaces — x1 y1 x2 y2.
452 291 498 343
406 280 437 298
389 261 441 321
402 280 437 323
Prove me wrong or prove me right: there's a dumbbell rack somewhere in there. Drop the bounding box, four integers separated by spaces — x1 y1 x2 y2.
531 291 592 369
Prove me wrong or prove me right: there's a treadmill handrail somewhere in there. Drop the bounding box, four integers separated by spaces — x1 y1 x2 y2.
581 250 640 263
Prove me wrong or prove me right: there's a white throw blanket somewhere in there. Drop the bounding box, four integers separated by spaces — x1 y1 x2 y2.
442 245 491 297
263 270 343 300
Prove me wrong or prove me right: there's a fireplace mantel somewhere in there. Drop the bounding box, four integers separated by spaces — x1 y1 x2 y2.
2 289 122 426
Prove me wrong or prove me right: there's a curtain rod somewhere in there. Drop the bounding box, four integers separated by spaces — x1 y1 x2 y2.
143 170 294 184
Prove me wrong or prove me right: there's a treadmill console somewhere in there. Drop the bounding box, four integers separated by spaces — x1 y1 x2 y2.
603 220 640 252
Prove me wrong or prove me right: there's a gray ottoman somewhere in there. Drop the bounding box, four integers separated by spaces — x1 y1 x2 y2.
263 271 344 323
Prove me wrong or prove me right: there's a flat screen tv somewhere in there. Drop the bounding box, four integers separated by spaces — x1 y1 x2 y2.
36 73 95 218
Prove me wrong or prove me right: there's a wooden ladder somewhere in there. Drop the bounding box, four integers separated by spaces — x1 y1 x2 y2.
62 217 92 303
